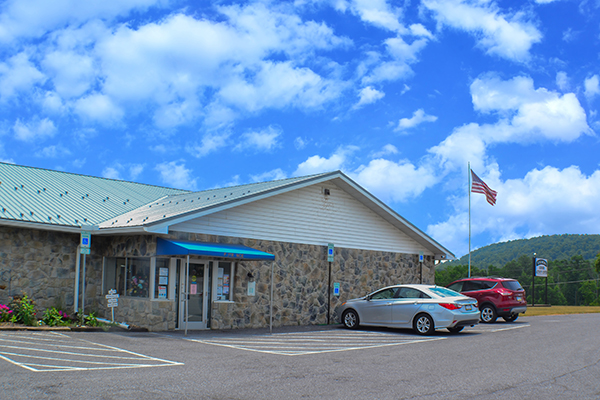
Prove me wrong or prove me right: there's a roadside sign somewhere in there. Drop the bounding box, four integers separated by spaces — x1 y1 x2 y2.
106 289 119 308
535 258 548 277
80 231 91 254
327 243 334 262
333 282 340 296
419 251 424 262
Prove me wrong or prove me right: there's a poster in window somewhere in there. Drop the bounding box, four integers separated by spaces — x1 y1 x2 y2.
158 286 167 299
159 267 169 276
159 276 168 285
223 274 229 294
190 283 197 295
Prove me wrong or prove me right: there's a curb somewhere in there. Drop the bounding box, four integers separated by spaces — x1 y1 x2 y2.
0 324 147 333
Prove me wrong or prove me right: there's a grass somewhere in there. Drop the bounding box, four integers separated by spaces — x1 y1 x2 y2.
522 306 600 317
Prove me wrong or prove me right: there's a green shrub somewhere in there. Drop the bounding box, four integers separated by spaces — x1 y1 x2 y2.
42 307 71 327
9 294 37 326
85 312 101 327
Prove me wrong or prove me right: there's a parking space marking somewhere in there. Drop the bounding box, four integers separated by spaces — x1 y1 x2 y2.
462 322 530 334
186 330 446 356
0 331 183 372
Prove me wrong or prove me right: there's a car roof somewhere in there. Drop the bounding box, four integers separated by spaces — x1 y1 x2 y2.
453 276 516 281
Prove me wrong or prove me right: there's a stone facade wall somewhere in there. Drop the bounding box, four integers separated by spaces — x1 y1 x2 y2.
0 226 436 332
177 232 435 330
0 226 80 313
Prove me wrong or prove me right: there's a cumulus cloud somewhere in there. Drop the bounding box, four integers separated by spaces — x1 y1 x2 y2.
423 0 542 62
371 144 399 158
351 159 438 202
294 145 358 176
428 166 600 256
155 161 197 190
0 53 46 100
74 93 124 124
250 168 288 182
584 75 599 100
102 166 122 180
36 144 72 158
556 71 569 91
353 86 385 109
187 131 232 158
396 109 438 132
234 126 282 152
13 117 57 142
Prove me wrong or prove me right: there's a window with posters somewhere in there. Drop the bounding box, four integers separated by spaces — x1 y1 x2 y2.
155 258 170 299
215 261 234 302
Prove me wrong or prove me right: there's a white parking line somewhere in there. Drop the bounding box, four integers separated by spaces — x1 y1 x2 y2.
186 330 446 356
0 331 183 372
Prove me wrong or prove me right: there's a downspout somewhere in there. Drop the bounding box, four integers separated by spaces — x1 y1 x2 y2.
74 246 81 315
270 261 274 334
185 254 189 336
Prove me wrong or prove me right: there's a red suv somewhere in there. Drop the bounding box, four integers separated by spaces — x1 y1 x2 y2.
447 277 527 323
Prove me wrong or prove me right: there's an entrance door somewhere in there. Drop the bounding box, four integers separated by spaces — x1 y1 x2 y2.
178 261 210 330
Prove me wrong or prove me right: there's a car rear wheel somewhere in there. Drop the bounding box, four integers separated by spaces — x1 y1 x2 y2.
480 305 497 323
503 315 518 322
413 313 434 335
447 326 464 334
342 309 360 329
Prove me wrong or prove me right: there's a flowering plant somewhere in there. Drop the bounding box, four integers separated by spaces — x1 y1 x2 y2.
9 294 37 326
42 307 72 326
0 304 13 322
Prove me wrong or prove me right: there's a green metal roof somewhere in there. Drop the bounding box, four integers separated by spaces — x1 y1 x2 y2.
0 163 188 228
99 172 336 229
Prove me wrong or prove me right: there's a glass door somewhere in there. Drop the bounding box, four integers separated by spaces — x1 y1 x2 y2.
178 261 210 330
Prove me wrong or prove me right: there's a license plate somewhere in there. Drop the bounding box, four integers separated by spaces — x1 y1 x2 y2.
465 305 472 311
516 296 522 301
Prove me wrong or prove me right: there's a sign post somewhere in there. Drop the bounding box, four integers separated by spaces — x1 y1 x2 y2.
327 243 334 325
535 258 548 305
80 231 91 314
105 289 119 323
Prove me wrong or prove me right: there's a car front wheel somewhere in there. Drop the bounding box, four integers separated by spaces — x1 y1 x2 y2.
413 313 434 335
342 309 360 329
480 305 497 323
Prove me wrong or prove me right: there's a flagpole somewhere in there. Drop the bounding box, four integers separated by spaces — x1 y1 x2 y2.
468 162 471 278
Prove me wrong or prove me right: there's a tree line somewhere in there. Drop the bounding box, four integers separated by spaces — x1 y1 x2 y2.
436 254 600 306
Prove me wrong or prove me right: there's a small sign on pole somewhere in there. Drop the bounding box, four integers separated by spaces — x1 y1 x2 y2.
333 282 340 296
80 231 91 254
535 258 548 277
327 243 334 262
106 289 119 322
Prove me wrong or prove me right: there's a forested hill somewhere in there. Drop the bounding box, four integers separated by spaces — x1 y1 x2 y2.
443 234 600 268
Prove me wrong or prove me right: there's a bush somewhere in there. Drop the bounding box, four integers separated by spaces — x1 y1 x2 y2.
42 307 72 327
0 304 13 322
9 294 37 326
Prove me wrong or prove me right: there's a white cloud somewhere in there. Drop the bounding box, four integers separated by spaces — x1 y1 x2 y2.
250 168 288 182
353 86 385 109
430 75 591 173
428 165 600 256
187 131 232 158
347 0 404 32
36 144 72 158
129 164 144 180
234 126 282 152
0 0 166 44
584 75 600 100
74 93 123 124
556 71 569 91
102 166 121 180
42 51 95 98
0 53 46 100
372 144 399 158
13 117 57 142
154 161 197 190
423 0 542 62
352 159 438 202
294 145 358 176
294 137 308 150
396 109 438 132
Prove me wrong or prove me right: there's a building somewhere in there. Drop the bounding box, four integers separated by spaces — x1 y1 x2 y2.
0 163 453 331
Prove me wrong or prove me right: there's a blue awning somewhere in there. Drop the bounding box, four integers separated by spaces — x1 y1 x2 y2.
156 238 275 260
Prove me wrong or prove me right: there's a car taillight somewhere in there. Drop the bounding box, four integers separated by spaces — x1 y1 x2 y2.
500 291 511 296
440 303 461 310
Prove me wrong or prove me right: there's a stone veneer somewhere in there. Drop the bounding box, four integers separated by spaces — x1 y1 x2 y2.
0 225 435 332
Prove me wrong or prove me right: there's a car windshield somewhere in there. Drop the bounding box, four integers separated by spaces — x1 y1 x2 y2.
429 287 462 297
502 280 523 291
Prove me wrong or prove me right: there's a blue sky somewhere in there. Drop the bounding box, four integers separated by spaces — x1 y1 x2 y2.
1 0 599 258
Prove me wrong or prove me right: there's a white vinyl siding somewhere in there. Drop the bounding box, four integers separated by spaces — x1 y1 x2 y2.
171 183 429 255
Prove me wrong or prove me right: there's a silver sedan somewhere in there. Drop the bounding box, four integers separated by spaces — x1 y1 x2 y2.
337 284 480 335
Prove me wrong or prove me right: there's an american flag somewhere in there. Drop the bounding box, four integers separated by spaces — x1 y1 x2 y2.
471 170 497 206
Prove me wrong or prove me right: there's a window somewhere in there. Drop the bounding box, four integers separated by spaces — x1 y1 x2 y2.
214 261 235 301
501 280 522 291
397 287 430 299
126 259 150 297
155 258 170 299
371 288 397 300
447 282 463 292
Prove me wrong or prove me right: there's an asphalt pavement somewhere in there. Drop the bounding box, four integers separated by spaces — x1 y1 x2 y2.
1 314 599 399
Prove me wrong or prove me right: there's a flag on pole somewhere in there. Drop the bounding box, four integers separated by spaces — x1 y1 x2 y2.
471 170 497 206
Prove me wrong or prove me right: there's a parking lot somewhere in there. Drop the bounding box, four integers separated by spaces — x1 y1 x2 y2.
1 315 599 399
